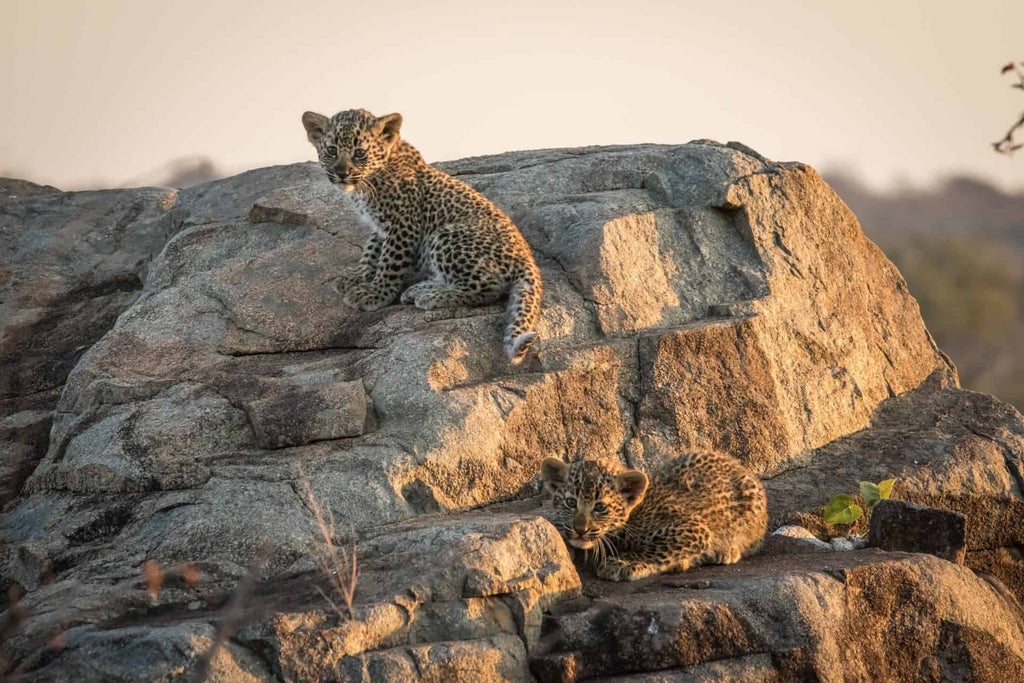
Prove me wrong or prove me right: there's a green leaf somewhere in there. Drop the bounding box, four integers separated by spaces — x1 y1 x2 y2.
877 478 896 500
860 481 882 508
825 495 864 525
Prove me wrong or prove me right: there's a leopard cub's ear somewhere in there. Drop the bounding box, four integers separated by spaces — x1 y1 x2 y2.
375 113 403 148
540 457 569 495
614 470 649 507
302 111 329 145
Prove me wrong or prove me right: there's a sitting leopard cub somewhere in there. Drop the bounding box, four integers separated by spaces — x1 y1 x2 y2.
301 108 542 364
540 451 767 581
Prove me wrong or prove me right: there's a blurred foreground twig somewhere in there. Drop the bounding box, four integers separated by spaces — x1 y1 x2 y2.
195 546 270 682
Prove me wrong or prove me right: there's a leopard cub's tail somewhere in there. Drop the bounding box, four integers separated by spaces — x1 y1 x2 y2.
505 261 542 364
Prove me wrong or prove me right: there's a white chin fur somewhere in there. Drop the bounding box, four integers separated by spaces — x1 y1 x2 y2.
568 538 593 549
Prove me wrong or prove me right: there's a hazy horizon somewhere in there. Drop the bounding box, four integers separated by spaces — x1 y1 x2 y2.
4 0 1023 192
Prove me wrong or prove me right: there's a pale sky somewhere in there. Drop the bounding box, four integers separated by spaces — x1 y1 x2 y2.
3 0 1023 191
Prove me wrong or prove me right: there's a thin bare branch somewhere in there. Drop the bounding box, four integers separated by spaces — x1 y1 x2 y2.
994 61 1024 155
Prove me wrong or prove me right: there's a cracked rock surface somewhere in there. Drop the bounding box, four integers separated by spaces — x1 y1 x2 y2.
3 143 1024 680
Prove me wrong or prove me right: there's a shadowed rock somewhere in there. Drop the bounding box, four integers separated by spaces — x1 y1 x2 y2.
245 375 368 449
869 499 967 564
1 179 179 505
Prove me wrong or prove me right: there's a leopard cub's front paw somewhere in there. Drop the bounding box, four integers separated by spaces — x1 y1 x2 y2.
399 281 430 305
343 283 386 311
332 266 370 294
596 557 655 582
413 291 442 311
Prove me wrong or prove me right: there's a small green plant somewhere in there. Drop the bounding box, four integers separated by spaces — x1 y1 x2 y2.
824 478 896 525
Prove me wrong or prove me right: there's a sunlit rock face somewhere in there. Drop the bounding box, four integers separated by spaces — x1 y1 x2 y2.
3 143 1023 680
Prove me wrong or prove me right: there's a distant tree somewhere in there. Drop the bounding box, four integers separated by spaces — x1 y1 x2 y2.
993 61 1024 155
118 156 224 189
158 158 222 188
887 235 1024 408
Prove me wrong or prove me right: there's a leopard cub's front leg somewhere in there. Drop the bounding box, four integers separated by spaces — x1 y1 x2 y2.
596 536 706 582
333 265 371 294
334 234 383 294
343 236 414 311
595 556 660 582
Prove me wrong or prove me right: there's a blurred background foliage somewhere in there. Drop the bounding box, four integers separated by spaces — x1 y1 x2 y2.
827 172 1024 409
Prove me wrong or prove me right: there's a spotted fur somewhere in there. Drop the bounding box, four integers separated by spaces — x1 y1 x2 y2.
302 108 542 363
540 451 767 581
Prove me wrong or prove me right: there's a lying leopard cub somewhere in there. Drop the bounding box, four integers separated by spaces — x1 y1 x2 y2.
540 451 767 581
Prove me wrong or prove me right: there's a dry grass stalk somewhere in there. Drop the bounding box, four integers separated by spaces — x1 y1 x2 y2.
295 469 358 620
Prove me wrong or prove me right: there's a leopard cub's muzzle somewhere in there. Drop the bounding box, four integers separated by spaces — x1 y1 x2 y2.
566 514 599 549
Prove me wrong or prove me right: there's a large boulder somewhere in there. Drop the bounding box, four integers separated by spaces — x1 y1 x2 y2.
531 549 1024 682
2 143 1022 680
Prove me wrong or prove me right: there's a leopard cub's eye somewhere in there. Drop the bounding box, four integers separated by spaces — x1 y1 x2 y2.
325 145 338 157
562 497 577 510
352 148 367 161
592 502 607 513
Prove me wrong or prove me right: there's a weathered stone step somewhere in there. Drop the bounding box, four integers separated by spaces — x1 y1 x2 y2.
530 550 1024 681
